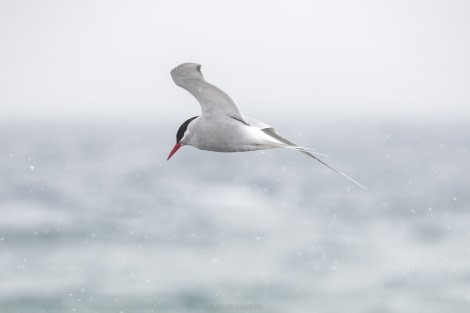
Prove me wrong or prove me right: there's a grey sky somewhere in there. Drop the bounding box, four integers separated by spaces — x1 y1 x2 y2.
1 0 469 122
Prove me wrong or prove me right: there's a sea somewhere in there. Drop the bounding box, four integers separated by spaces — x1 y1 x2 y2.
0 118 469 313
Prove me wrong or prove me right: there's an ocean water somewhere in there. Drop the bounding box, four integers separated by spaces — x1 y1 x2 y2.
0 119 469 313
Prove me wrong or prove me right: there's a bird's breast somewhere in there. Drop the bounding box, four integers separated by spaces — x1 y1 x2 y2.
185 118 280 152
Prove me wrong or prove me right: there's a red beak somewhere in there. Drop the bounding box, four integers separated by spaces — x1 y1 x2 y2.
167 142 182 160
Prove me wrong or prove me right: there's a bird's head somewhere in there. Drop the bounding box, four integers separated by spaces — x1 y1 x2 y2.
167 116 199 160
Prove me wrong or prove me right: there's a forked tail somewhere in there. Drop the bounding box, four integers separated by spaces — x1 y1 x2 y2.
259 127 367 189
287 146 368 190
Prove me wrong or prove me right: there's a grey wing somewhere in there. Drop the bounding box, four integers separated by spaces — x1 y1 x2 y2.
171 63 246 121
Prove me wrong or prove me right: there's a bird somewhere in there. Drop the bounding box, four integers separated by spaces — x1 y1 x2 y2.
167 63 366 190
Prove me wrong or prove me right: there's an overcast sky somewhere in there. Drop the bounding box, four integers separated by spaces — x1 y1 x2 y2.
1 0 469 122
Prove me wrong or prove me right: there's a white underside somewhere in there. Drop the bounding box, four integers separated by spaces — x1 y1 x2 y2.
182 116 285 152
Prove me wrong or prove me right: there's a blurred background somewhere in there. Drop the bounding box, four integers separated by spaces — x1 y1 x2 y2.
1 1 469 312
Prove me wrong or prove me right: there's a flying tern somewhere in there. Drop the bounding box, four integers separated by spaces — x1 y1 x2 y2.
167 63 366 190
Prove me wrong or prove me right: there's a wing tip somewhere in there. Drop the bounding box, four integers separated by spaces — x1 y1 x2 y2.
171 62 204 86
171 62 202 74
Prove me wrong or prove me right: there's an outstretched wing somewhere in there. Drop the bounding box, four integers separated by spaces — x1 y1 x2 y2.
171 63 246 121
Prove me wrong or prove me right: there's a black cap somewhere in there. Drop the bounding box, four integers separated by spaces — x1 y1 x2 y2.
176 116 198 143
